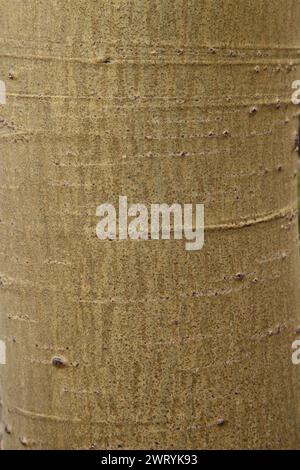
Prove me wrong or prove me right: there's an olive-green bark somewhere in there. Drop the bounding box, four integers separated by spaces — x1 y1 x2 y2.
0 0 300 449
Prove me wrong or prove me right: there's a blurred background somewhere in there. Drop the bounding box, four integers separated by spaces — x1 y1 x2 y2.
299 168 300 229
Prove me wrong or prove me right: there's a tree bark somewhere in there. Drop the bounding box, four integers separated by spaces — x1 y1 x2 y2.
0 0 300 449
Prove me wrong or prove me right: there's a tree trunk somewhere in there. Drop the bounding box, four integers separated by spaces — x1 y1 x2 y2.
0 0 300 449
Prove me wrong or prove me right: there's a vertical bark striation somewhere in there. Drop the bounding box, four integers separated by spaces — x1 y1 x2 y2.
0 0 300 449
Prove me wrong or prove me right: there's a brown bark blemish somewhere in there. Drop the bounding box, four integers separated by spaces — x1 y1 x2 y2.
51 357 67 368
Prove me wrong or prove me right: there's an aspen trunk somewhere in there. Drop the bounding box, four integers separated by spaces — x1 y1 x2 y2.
0 0 300 450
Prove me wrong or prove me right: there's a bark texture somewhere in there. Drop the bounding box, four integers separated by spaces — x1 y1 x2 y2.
0 0 300 449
